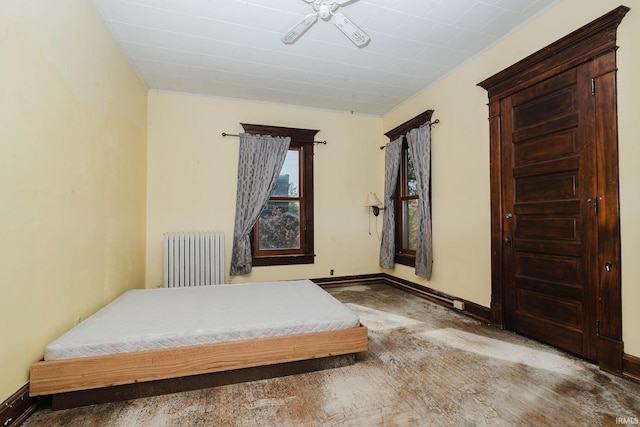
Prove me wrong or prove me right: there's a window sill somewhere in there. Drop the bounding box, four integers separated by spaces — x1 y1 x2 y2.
394 253 416 268
252 254 315 266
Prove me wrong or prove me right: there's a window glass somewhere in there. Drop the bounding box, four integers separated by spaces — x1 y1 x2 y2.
272 151 299 197
403 199 419 251
394 139 421 265
406 151 417 196
258 201 301 250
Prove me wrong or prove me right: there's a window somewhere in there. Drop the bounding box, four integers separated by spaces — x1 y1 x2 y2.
255 149 301 254
394 139 418 267
384 109 433 268
240 123 317 266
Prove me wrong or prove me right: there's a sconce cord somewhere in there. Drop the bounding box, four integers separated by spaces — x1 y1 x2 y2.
368 210 382 240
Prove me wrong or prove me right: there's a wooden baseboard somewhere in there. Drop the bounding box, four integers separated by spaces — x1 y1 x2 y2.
311 273 387 288
313 273 492 324
623 353 640 384
0 383 44 427
380 273 492 323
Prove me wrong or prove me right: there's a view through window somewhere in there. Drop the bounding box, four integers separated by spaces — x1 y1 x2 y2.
256 148 303 253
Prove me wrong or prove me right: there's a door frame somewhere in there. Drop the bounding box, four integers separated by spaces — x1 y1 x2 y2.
477 6 629 374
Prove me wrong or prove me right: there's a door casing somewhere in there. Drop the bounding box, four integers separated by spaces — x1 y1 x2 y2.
478 6 629 374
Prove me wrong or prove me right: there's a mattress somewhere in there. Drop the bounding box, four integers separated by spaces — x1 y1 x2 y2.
45 280 360 361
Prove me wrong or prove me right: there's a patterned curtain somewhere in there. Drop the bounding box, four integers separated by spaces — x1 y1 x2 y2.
407 124 433 278
230 133 291 276
379 137 403 269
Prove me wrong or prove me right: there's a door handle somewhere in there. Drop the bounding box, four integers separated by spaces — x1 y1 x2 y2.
504 235 513 252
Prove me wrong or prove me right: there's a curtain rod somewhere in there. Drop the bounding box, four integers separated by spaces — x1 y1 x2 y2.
379 119 439 150
222 132 327 145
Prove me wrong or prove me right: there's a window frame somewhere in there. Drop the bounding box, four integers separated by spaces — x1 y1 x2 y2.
240 123 318 266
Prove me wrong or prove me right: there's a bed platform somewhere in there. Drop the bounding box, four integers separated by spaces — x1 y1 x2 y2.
29 280 368 408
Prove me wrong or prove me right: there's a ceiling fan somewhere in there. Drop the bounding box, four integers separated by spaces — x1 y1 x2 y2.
282 0 371 47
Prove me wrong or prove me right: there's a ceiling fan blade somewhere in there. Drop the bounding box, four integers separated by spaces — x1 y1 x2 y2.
331 12 370 47
282 13 318 44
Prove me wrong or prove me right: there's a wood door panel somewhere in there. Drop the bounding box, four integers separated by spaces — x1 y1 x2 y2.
511 71 579 143
516 313 584 356
512 114 579 143
515 173 577 202
515 254 579 285
513 156 579 178
513 90 577 130
510 67 577 104
514 200 580 216
516 217 577 240
515 240 581 257
514 132 576 166
516 277 582 301
517 289 582 327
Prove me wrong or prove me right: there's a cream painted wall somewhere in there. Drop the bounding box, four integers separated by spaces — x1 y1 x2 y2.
146 92 383 288
0 1 147 402
382 0 640 357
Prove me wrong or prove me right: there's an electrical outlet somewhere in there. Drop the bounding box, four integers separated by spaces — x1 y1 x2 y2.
453 300 465 310
330 269 334 276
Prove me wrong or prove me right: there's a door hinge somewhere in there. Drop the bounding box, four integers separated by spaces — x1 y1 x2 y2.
596 319 600 336
591 78 596 96
594 197 599 216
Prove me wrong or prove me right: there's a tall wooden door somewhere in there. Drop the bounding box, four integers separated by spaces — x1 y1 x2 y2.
479 7 628 373
500 64 598 360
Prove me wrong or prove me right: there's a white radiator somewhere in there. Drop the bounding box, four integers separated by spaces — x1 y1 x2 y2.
163 232 224 287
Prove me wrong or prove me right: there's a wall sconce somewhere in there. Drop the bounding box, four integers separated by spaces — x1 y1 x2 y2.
364 192 384 216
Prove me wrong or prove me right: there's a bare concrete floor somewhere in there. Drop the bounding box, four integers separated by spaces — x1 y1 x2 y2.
23 284 640 426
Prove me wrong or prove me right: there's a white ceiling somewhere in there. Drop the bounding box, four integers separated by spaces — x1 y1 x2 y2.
93 0 559 116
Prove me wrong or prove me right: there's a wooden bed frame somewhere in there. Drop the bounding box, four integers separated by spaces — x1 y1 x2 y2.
29 325 368 407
